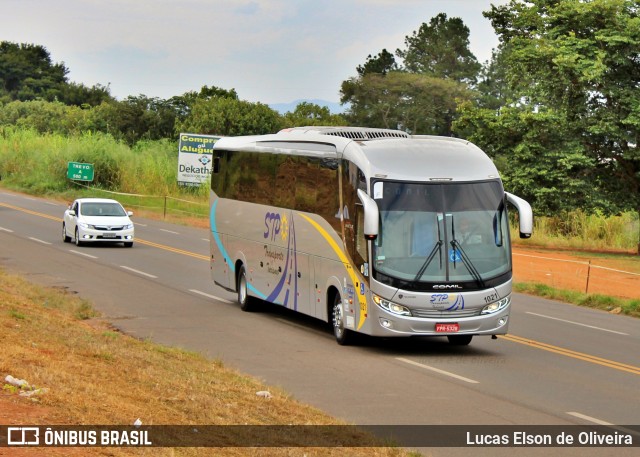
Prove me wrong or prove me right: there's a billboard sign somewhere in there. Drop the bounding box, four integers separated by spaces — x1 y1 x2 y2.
177 133 220 186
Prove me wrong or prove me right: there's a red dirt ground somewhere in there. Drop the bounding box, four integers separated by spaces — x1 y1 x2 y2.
513 247 640 300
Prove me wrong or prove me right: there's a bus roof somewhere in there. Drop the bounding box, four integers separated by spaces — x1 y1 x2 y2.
213 127 501 182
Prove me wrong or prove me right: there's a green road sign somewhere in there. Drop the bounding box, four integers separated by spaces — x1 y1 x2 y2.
67 162 94 181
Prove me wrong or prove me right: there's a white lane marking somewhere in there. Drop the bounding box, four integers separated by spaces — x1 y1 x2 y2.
0 226 14 233
567 412 613 425
28 237 52 245
160 229 180 235
201 238 209 242
526 312 629 336
44 201 58 206
567 412 640 438
120 266 157 279
135 223 148 227
69 250 98 259
396 357 480 384
189 289 233 304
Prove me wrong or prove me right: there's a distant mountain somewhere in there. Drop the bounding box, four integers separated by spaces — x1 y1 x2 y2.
268 99 347 114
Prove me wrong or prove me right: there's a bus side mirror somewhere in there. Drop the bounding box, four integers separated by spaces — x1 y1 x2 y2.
357 189 379 240
505 192 533 239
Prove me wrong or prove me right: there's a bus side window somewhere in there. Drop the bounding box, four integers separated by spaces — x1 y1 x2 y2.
274 155 296 209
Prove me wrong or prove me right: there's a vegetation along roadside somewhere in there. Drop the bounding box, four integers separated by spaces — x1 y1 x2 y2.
0 269 414 457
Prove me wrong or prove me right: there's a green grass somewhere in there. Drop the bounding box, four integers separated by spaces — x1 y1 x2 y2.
512 210 639 253
514 282 640 318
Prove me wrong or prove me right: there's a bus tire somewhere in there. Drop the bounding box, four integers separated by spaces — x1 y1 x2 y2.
447 335 473 346
237 265 255 312
332 293 354 345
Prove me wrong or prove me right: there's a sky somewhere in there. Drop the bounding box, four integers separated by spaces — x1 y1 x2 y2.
2 0 509 108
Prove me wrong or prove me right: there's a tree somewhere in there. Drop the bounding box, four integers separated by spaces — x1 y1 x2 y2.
176 97 282 136
281 102 347 127
59 82 113 107
89 96 178 145
342 72 472 135
0 41 113 107
455 103 598 214
0 42 68 102
474 44 515 110
356 49 397 76
481 0 640 251
167 85 239 122
341 15 480 131
0 100 90 134
396 13 481 84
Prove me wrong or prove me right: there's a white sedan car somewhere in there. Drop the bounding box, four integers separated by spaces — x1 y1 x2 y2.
62 198 135 247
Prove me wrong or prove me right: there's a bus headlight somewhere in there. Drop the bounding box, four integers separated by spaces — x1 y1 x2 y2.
372 294 412 316
481 296 511 315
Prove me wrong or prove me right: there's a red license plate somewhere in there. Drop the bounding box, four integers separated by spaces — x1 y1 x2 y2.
435 323 459 333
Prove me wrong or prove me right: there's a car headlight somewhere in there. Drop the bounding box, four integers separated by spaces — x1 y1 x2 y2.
124 224 134 229
77 221 91 229
372 294 412 316
481 295 511 315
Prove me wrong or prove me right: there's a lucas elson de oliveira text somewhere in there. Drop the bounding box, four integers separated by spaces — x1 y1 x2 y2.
467 431 633 446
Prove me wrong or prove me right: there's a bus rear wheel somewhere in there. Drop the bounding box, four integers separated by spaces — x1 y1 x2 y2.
447 335 473 346
332 293 354 345
237 265 256 312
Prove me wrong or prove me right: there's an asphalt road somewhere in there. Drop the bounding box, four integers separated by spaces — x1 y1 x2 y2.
1 189 638 456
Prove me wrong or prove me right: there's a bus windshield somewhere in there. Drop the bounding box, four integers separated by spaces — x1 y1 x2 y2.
371 180 511 291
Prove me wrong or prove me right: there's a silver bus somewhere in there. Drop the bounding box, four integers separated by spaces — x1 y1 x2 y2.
210 127 532 345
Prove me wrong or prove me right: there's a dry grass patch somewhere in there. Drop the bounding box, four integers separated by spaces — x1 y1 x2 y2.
0 269 415 456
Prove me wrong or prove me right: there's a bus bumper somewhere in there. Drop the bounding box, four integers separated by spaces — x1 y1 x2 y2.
367 305 510 337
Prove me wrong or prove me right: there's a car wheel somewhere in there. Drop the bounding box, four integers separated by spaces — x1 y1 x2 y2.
62 223 71 243
124 242 133 248
237 265 256 312
332 292 354 345
447 335 473 346
74 228 83 247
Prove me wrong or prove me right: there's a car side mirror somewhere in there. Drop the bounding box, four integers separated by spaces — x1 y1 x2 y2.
127 211 133 217
68 210 76 217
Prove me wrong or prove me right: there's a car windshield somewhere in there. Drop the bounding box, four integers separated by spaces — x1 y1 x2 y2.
371 180 511 291
80 202 126 217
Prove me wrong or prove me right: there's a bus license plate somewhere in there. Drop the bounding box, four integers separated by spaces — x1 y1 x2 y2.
435 323 459 333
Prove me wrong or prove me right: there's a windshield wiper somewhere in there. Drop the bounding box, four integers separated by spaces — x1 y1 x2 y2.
450 239 485 288
449 213 485 288
413 240 443 282
414 215 443 282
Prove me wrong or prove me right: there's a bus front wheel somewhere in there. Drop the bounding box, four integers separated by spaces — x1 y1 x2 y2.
237 266 256 312
332 293 354 345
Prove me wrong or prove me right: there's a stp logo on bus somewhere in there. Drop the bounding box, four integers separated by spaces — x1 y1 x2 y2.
263 212 289 242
